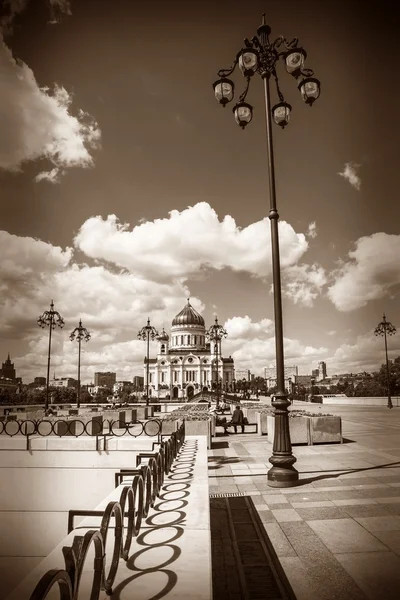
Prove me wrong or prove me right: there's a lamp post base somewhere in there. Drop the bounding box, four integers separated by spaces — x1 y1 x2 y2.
267 465 299 487
388 398 393 409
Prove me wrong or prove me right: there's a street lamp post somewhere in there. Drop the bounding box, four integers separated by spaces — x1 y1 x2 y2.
69 319 91 409
206 317 227 409
37 300 65 413
374 314 396 409
137 318 159 406
213 14 320 487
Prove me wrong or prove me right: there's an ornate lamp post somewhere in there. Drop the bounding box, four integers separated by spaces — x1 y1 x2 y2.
137 318 159 406
69 319 91 408
374 314 396 409
37 300 65 412
206 317 228 409
213 14 321 487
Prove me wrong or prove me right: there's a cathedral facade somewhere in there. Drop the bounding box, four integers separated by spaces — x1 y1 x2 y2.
144 300 234 400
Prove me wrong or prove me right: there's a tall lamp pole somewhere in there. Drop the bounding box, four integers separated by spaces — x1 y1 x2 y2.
69 319 91 408
137 318 159 406
37 300 65 413
374 314 396 409
213 14 320 487
206 317 228 409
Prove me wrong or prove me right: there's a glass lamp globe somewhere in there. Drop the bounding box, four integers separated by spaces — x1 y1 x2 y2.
233 102 253 129
213 78 235 107
272 102 292 128
298 77 320 105
238 49 259 76
285 49 307 76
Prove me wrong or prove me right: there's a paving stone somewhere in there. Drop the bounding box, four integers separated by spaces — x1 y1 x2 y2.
296 506 349 520
375 496 400 504
261 523 297 557
262 494 288 504
291 501 334 508
288 535 368 600
271 509 302 523
279 556 337 600
257 510 276 523
335 551 400 600
279 521 316 538
342 504 394 518
371 530 400 555
333 499 378 507
358 487 400 498
307 518 389 553
322 489 366 500
283 491 330 502
354 515 400 532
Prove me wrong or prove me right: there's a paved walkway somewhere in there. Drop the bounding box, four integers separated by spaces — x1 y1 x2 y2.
208 404 400 600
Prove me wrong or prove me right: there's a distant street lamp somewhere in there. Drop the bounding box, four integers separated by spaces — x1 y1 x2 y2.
206 317 227 409
374 314 396 409
37 300 65 413
213 14 320 487
69 319 91 409
137 318 159 406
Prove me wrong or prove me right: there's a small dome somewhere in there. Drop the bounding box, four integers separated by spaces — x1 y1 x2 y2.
172 299 205 327
157 328 169 341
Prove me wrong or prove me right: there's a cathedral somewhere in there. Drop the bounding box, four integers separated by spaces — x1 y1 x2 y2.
144 299 234 400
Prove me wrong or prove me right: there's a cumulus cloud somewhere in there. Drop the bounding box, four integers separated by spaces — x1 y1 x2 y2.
338 161 361 190
74 203 309 282
327 233 400 311
282 263 327 307
0 34 100 181
0 229 206 380
227 336 328 374
224 316 273 340
328 332 400 374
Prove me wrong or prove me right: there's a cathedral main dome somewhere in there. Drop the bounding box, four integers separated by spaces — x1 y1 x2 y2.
172 299 205 327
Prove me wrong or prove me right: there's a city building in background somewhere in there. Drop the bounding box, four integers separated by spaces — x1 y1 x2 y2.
94 372 117 388
234 369 251 381
264 365 298 391
50 377 78 389
144 300 234 400
133 375 144 390
113 381 133 394
0 354 16 380
264 365 298 380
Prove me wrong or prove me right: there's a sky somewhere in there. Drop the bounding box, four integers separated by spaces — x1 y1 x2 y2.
0 0 399 384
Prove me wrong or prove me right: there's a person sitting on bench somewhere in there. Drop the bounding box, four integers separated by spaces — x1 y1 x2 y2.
230 405 245 433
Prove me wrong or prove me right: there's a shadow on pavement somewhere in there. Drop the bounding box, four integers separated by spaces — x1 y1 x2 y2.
297 460 400 486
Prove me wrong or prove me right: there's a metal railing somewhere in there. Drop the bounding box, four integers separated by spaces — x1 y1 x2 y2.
28 422 185 599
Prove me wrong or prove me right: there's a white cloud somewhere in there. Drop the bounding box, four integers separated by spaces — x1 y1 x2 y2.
307 222 317 239
224 316 273 340
328 233 400 311
282 263 327 307
74 203 309 282
338 161 361 190
228 336 328 374
0 35 100 180
327 330 337 336
0 229 205 381
328 332 400 374
35 167 64 184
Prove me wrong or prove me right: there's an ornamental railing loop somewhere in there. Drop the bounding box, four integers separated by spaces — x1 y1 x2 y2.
28 422 185 600
0 417 164 439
